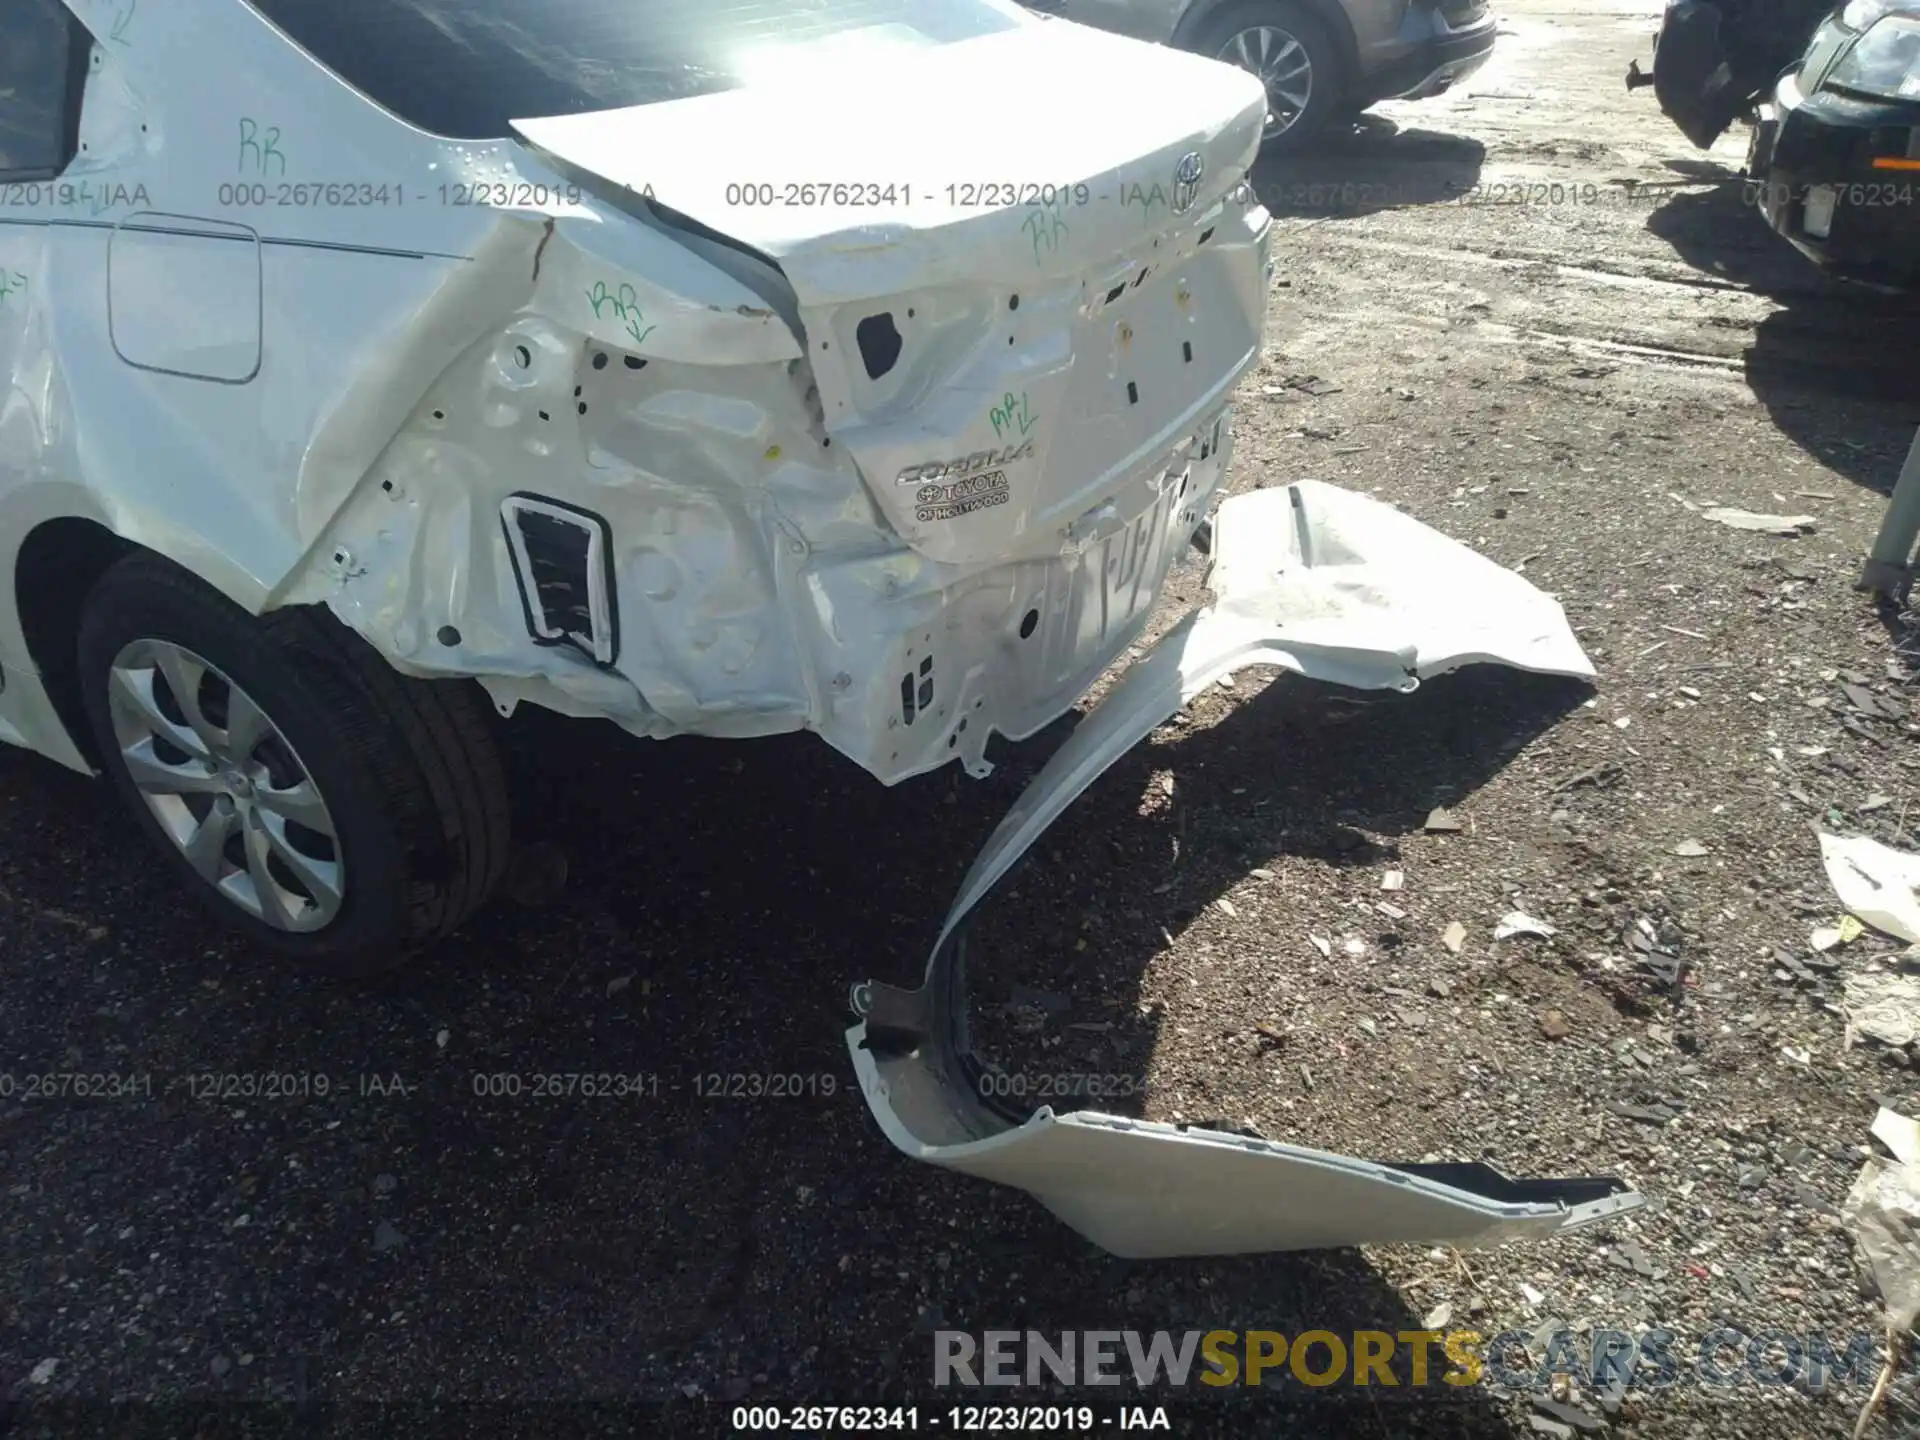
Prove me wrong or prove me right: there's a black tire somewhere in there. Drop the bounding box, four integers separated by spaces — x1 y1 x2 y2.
76 553 511 977
1188 1 1346 157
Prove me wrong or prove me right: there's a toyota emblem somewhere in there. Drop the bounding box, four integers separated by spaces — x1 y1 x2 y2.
1172 151 1204 214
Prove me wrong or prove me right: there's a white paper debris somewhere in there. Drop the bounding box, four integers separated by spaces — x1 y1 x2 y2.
1382 870 1405 892
1702 508 1817 535
1843 1137 1920 1330
1495 912 1557 940
1811 926 1844 953
1309 934 1332 958
1442 921 1467 954
1673 840 1709 858
1874 1107 1920 1166
1818 832 1920 944
1848 972 1920 1048
1216 897 1239 918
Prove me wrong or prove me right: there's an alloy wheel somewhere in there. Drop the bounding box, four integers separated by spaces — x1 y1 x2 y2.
105 638 344 932
1218 25 1314 139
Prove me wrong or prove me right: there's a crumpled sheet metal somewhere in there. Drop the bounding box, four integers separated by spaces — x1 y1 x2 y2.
846 481 1642 1258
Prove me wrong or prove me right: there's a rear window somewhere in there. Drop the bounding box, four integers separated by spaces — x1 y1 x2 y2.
244 0 1024 140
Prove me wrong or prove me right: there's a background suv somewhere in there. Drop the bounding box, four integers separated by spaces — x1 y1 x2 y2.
1028 0 1499 152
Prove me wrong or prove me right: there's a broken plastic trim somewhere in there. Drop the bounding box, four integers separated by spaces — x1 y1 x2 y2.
1651 1 1741 148
1647 0 1833 149
500 493 619 668
845 482 1644 1259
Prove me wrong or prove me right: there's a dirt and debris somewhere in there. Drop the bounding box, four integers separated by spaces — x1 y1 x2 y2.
1496 912 1558 941
4 0 1920 1430
1846 974 1920 1051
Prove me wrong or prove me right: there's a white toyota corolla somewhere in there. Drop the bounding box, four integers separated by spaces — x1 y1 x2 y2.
0 0 1642 1254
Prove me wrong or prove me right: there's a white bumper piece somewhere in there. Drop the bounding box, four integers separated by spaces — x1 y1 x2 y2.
845 481 1640 1258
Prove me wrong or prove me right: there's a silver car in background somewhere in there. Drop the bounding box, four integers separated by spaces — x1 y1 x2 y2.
1031 0 1498 152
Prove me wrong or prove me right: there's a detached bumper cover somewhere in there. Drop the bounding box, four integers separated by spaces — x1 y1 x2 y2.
845 481 1643 1259
1645 0 1832 150
1650 1 1744 149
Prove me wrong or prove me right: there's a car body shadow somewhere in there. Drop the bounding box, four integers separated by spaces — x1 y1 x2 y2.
1645 170 1920 493
959 665 1590 1129
1254 114 1488 222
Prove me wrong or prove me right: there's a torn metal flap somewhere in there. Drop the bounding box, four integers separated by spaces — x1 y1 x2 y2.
846 481 1641 1258
1210 481 1595 682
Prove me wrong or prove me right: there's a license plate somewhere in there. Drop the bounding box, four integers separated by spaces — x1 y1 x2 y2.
1803 184 1837 239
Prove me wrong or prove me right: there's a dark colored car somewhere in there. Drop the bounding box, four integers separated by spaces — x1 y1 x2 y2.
1636 0 1920 289
1749 1 1920 289
1031 0 1499 153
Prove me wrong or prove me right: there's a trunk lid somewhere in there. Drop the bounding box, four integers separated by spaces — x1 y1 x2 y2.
511 22 1266 303
514 21 1271 568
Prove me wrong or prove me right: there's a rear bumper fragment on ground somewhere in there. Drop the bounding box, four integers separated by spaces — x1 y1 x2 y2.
845 481 1644 1258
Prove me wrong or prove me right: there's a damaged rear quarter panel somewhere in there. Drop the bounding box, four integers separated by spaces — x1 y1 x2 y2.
278 216 864 740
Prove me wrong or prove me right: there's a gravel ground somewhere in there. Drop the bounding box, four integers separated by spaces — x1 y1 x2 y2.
7 3 1920 1436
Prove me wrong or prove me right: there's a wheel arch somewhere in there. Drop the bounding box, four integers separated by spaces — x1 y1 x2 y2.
1171 0 1362 94
4 487 278 770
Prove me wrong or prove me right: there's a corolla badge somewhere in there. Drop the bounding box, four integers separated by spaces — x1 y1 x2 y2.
896 440 1033 485
1172 151 1204 214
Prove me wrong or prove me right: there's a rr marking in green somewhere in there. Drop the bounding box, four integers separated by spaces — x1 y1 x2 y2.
587 280 656 347
1023 203 1068 264
238 118 286 176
